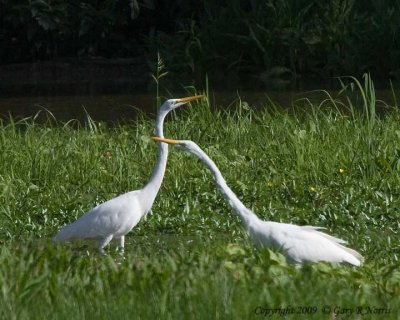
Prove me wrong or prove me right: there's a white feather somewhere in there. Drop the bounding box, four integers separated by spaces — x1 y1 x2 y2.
171 140 363 266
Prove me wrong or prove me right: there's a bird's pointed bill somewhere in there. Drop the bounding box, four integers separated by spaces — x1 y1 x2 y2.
176 94 205 103
151 137 180 145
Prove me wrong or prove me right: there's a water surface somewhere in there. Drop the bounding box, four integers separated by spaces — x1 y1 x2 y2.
1 88 399 123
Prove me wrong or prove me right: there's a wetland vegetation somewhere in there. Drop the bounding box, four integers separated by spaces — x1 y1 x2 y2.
0 77 399 318
2 1 400 318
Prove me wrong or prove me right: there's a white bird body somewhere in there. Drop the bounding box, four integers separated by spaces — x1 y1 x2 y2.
54 191 142 244
247 219 362 265
152 137 363 266
53 95 204 253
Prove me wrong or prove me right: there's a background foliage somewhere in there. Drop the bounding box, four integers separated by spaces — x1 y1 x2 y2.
1 0 400 86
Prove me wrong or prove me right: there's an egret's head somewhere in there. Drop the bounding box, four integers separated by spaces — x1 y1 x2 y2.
159 95 205 112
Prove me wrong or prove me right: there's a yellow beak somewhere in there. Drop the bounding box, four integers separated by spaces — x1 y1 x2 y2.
151 137 180 145
176 94 205 103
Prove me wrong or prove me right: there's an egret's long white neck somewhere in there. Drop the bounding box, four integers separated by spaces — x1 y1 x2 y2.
141 108 169 212
192 146 255 227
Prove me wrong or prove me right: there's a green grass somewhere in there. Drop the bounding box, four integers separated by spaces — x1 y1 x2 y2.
0 84 399 318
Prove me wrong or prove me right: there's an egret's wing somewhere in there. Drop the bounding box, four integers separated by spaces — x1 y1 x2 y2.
260 222 362 266
54 191 140 241
300 226 347 244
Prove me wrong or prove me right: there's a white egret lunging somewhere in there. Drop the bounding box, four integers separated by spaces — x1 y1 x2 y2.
152 137 363 266
53 95 205 253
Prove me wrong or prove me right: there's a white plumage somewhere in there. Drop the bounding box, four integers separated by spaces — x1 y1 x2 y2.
53 191 143 250
152 137 363 266
53 95 204 253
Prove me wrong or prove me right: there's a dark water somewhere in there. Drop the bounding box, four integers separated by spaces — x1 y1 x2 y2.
1 60 399 122
0 93 151 123
1 88 399 123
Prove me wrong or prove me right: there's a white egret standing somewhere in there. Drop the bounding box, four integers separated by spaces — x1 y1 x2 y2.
152 137 363 266
53 95 204 253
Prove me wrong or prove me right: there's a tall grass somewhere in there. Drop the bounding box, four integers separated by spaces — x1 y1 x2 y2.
0 80 399 318
150 52 169 111
0 238 398 319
